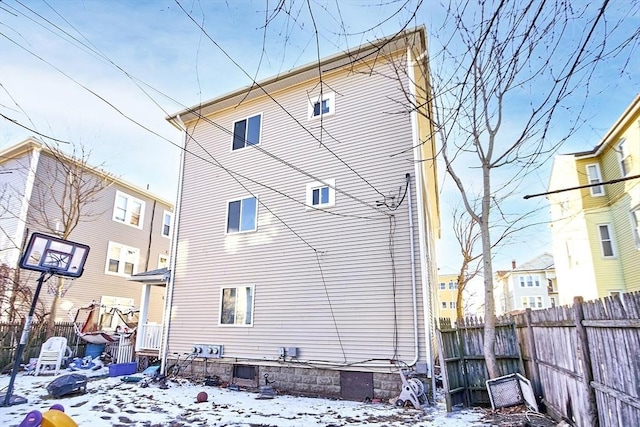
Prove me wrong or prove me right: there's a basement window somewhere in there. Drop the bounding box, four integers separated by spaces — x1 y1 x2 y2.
232 364 258 387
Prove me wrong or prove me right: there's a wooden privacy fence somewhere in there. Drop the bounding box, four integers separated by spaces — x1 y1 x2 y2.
0 321 86 370
436 316 523 410
437 291 640 427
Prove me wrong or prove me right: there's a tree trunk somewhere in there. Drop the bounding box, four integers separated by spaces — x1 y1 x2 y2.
45 277 63 338
481 165 499 379
456 269 466 320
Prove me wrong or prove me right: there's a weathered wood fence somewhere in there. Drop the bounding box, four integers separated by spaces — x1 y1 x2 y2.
437 291 640 427
0 321 86 370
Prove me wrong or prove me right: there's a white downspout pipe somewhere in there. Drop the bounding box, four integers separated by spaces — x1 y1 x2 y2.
407 47 434 380
160 114 187 373
406 173 420 366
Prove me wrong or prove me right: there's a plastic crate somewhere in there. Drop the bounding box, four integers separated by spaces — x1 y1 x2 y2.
109 362 137 377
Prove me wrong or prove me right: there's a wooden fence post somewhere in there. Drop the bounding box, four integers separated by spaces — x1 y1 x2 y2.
524 309 542 399
572 296 599 427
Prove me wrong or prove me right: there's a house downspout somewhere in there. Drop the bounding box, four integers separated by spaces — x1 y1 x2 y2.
406 173 420 366
408 47 435 381
160 114 187 373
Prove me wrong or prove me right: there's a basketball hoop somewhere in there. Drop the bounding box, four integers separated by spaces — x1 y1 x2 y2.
47 276 75 298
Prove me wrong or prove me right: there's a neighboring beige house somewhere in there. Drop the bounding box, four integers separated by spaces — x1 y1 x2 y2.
163 27 440 401
494 253 558 315
548 94 640 305
0 137 172 355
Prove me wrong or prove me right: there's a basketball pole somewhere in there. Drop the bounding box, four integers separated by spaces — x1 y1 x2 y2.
1 270 49 407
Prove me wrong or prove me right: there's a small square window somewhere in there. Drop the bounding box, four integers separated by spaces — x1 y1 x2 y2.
439 282 446 290
441 301 447 309
158 254 169 269
232 114 262 150
308 92 335 119
220 286 254 326
306 179 336 209
226 196 258 233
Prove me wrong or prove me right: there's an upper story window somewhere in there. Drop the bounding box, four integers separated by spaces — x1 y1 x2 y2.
519 275 540 287
441 301 447 309
585 164 604 197
158 254 169 269
113 191 145 228
105 241 140 276
616 138 632 176
220 285 254 326
631 207 640 249
597 224 615 257
306 179 336 209
232 114 262 151
439 282 446 290
226 196 258 233
162 211 173 238
448 281 458 289
308 92 335 120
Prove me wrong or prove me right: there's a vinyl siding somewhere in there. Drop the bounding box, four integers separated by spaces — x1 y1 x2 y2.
0 155 31 266
10 149 171 322
170 53 430 367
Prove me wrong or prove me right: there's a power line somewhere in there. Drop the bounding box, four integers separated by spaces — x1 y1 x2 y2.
523 174 640 199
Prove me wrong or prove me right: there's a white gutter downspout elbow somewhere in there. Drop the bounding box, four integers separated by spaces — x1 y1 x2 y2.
160 114 187 373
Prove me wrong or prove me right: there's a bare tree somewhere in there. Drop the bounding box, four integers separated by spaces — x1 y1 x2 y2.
2 141 111 336
422 0 639 378
451 205 481 321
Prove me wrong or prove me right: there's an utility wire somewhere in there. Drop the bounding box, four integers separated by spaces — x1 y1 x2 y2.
523 174 640 199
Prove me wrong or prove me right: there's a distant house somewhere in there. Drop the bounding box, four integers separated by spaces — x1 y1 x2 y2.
163 27 440 400
436 274 459 323
494 253 558 315
0 137 172 353
548 94 639 304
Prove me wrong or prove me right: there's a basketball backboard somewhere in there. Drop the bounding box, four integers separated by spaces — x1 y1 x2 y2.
19 232 90 278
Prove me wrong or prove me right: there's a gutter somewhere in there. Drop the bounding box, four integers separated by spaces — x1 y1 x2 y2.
406 173 420 366
408 47 435 379
160 114 187 373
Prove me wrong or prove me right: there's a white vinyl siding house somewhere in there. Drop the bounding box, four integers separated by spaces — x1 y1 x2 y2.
164 28 438 399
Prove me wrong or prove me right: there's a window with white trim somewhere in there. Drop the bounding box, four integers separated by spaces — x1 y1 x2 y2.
306 179 335 209
597 224 615 257
439 282 446 290
113 191 145 228
519 277 526 288
449 301 457 309
441 301 447 309
232 114 262 150
585 164 604 196
226 196 258 233
448 281 458 289
616 138 632 177
308 92 335 119
220 286 254 326
631 207 640 249
105 241 140 276
162 211 173 238
158 254 169 269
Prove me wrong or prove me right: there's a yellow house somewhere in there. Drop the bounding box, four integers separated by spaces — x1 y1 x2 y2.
548 94 640 304
436 274 460 324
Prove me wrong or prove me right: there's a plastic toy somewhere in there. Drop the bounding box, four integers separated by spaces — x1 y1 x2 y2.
18 404 78 427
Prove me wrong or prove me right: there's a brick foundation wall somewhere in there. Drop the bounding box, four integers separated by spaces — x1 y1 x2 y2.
165 358 413 401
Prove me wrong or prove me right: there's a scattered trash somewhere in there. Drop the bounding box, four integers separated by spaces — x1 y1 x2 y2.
486 373 538 412
46 374 88 398
256 373 276 400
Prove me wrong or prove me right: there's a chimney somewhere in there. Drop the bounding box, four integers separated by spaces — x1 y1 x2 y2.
511 259 516 269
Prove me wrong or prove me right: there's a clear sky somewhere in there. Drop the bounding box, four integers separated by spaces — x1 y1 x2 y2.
1 0 638 273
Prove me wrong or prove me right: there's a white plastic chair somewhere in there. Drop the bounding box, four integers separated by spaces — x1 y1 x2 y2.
35 336 69 375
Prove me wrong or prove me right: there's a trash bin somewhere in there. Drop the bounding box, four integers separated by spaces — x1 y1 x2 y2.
84 343 105 359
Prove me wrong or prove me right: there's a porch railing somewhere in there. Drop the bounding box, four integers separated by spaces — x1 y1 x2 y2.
138 323 162 351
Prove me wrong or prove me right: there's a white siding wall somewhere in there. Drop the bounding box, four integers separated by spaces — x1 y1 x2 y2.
170 58 430 368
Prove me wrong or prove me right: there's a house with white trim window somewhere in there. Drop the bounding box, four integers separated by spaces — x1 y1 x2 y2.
163 27 440 401
548 94 640 304
494 253 558 315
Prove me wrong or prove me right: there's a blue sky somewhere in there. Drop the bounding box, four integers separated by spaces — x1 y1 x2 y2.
1 0 638 274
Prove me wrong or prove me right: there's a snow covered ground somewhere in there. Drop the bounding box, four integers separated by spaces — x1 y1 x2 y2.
0 367 489 426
